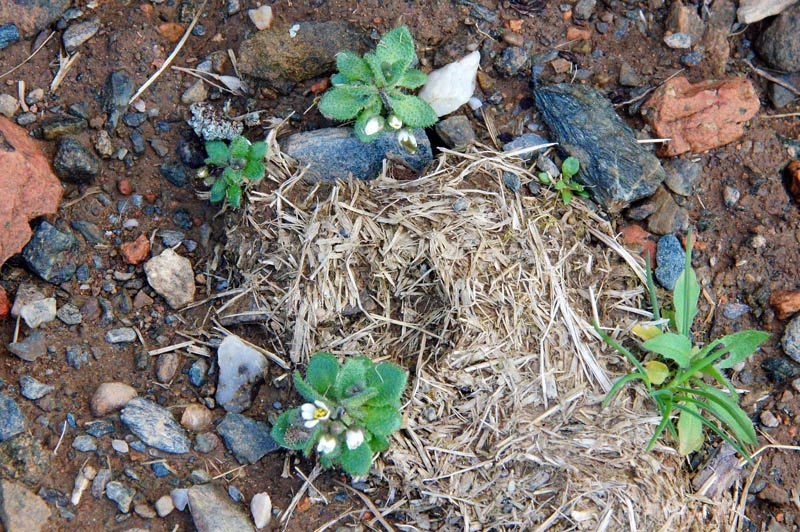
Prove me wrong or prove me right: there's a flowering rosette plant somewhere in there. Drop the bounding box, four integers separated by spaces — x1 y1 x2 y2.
271 353 408 476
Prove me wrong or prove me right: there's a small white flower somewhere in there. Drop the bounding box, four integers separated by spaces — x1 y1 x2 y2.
300 400 331 428
364 116 384 136
387 114 403 130
317 434 337 454
345 428 364 450
397 128 417 154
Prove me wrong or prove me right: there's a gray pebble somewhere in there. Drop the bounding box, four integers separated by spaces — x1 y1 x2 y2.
782 314 800 364
0 392 26 441
121 397 191 454
654 234 685 291
19 375 54 400
723 186 740 207
722 303 750 320
91 469 112 499
72 434 97 452
63 17 100 53
56 303 83 325
105 327 137 344
106 481 135 513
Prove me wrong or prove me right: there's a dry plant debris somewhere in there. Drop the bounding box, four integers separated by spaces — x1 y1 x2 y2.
221 139 736 531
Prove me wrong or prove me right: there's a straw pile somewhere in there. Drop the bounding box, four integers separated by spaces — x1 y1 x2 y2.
220 135 733 531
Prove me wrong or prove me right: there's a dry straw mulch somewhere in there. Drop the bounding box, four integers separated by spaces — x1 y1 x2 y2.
220 135 736 531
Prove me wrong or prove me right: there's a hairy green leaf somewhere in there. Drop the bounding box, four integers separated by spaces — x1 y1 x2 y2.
204 140 229 166
677 402 704 455
306 353 339 397
367 433 391 453
229 136 251 159
209 178 227 203
674 231 699 337
386 91 438 128
363 52 386 87
334 357 370 399
376 26 416 71
353 100 384 143
643 332 692 368
396 68 427 89
226 182 242 207
242 159 265 181
336 51 373 82
713 330 770 370
365 362 408 407
249 140 267 161
362 405 402 436
562 157 580 179
319 86 372 121
222 166 240 185
339 441 373 476
293 371 325 403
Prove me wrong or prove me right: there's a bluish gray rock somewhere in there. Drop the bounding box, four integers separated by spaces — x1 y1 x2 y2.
104 71 134 131
188 483 256 532
0 23 20 49
216 413 278 464
216 335 267 413
105 481 135 513
783 314 800 364
282 127 432 182
70 220 105 244
502 132 551 162
53 138 100 184
7 331 46 362
23 222 80 284
72 435 97 452
0 393 25 442
534 83 666 212
105 328 136 344
66 345 88 369
120 397 191 454
19 376 53 400
722 303 750 320
654 235 685 291
494 46 529 77
56 303 82 326
62 17 99 53
756 4 800 72
663 158 701 197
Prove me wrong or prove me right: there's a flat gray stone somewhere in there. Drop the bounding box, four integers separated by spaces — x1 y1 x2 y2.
188 484 255 532
105 327 136 344
216 413 278 464
120 397 191 454
19 376 53 400
216 335 268 413
0 480 50 532
654 235 685 291
0 394 25 442
783 314 800 364
105 481 134 513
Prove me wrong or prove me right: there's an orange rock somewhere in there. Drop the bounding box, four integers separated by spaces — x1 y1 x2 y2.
770 289 800 320
158 22 185 44
310 77 330 95
0 117 63 267
620 224 658 265
786 160 800 202
0 287 9 320
566 27 591 41
641 76 760 156
120 234 151 265
551 58 572 74
118 178 133 195
507 19 523 32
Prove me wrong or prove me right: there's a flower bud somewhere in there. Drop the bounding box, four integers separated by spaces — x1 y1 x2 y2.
397 128 417 154
387 114 403 130
197 167 209 179
364 116 385 136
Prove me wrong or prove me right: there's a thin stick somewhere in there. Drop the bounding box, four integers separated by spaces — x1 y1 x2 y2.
334 480 397 532
763 112 800 119
129 0 208 105
280 464 322 526
0 31 55 80
50 52 81 93
744 59 800 97
53 420 68 455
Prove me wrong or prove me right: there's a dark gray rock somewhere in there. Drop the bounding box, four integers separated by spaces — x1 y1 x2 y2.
105 481 134 513
85 420 114 438
178 137 207 168
62 17 99 53
188 484 256 532
756 5 800 72
238 21 365 90
160 161 189 188
65 345 88 369
503 133 551 161
129 129 146 155
763 357 800 385
533 83 666 212
495 46 529 77
216 413 278 464
503 172 521 193
70 221 104 244
434 116 476 150
783 314 800 364
618 62 643 87
105 327 136 344
663 158 701 196
31 115 87 140
0 394 25 442
723 186 740 207
0 433 48 485
282 127 432 182
654 234 685 291
71 435 96 452
768 73 800 109
574 0 596 19
8 331 46 362
120 397 191 454
19 376 53 400
53 138 100 184
22 222 80 284
91 469 111 499
0 23 20 50
722 303 750 320
105 71 134 131
56 303 82 325
121 112 146 128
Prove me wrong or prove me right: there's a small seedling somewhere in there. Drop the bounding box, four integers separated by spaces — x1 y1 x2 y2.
199 135 267 208
318 25 437 154
593 230 768 458
538 156 590 205
271 353 408 477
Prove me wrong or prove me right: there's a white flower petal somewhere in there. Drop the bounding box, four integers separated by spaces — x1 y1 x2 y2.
364 116 384 136
345 429 364 450
300 403 316 420
317 434 337 454
303 419 320 429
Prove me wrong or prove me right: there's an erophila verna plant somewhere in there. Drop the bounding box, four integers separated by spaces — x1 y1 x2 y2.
198 135 267 208
271 353 408 476
593 230 768 459
538 156 590 205
318 25 437 154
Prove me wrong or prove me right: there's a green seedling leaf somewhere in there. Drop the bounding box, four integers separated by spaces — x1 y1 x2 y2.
397 68 427 89
271 409 310 450
319 86 373 121
713 330 770 370
209 178 227 203
384 60 407 86
205 140 229 166
674 402 751 460
293 371 326 403
632 323 661 341
362 405 402 437
242 159 265 181
674 231 699 338
364 52 387 87
685 384 757 445
561 156 580 179
386 91 438 128
226 182 242 207
644 360 669 385
367 433 391 453
602 372 648 407
642 332 692 368
222 166 240 185
306 353 339 397
335 358 370 399
331 73 350 86
336 51 373 82
376 26 416 71
339 441 373 476
561 189 573 205
229 136 251 159
249 140 267 161
677 402 704 455
341 388 379 410
365 362 408 407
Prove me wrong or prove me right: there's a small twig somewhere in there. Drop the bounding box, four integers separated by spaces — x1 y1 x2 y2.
50 51 81 93
334 481 397 532
280 465 322 526
61 186 101 209
212 464 247 480
129 0 208 105
763 112 800 119
744 59 800 97
12 315 20 344
17 80 27 112
0 31 55 80
148 340 195 356
53 420 68 455
636 138 671 144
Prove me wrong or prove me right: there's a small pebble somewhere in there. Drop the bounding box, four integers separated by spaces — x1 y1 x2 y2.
723 186 740 207
19 375 54 400
72 435 98 452
248 5 273 30
111 439 129 453
663 32 692 49
251 492 272 529
759 410 780 428
155 494 175 517
722 303 750 320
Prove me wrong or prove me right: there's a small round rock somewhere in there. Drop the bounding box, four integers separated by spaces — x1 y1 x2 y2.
180 404 213 432
155 494 175 517
91 382 138 416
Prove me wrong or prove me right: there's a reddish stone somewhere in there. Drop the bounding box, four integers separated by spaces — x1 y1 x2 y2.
770 289 800 320
118 178 133 195
620 224 658 265
0 117 63 267
158 22 185 43
0 287 10 320
641 76 760 156
786 160 800 202
120 234 151 265
566 27 591 41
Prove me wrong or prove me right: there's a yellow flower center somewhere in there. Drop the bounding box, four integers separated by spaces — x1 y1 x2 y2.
313 407 328 420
